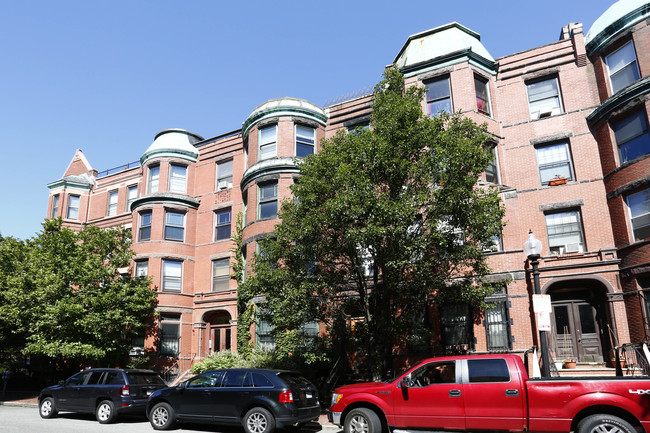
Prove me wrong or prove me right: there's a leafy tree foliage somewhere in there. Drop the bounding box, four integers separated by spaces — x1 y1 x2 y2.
0 219 157 370
245 68 505 380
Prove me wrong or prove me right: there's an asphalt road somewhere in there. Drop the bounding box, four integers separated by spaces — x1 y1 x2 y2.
0 405 338 433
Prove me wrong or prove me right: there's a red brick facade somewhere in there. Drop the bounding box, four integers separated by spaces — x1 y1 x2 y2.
47 2 650 369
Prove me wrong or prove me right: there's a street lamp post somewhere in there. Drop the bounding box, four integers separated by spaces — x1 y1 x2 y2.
523 230 551 378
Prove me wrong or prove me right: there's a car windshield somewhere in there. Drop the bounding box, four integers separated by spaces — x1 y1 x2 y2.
126 372 166 385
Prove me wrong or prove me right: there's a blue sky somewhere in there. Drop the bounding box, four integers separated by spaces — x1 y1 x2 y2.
0 0 613 240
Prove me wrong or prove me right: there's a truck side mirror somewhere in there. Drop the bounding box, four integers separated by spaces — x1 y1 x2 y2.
401 374 412 388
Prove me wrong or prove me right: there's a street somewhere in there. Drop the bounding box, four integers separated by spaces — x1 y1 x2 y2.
0 405 337 433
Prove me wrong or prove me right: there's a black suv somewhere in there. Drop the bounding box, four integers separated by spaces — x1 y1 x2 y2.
146 368 320 432
38 368 167 423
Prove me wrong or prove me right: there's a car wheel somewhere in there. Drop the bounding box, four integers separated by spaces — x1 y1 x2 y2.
39 397 58 419
150 402 176 430
577 414 636 433
243 407 276 433
96 399 117 424
344 408 382 433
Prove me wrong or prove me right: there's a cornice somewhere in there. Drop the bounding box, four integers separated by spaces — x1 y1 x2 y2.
240 157 300 190
130 193 200 211
586 77 650 125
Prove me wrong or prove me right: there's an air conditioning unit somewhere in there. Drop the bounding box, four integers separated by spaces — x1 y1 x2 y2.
537 106 561 119
565 243 582 253
218 180 231 190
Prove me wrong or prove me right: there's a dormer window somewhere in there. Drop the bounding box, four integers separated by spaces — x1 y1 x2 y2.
474 76 491 116
426 76 452 116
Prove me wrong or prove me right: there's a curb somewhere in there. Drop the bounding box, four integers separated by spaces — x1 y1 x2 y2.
0 401 38 408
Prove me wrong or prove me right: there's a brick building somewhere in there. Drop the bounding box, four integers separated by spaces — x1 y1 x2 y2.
47 0 650 371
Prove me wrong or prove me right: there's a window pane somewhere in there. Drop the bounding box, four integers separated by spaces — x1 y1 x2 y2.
260 201 277 220
427 77 451 115
546 210 584 253
468 359 510 383
613 111 650 163
212 259 230 292
606 42 640 93
149 166 160 193
627 189 650 241
259 126 277 160
67 195 80 219
217 160 233 189
108 191 118 216
475 77 491 116
260 183 277 200
135 260 148 277
169 165 187 193
611 65 641 94
528 79 558 101
537 143 572 184
527 78 561 119
127 186 138 211
163 261 182 291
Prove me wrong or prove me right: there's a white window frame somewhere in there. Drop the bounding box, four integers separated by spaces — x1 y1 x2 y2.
295 125 316 157
139 211 152 241
259 125 277 161
107 190 118 216
535 142 574 185
148 165 160 193
216 159 233 190
164 211 185 241
606 40 641 94
169 164 187 193
67 195 80 220
212 258 230 292
162 260 182 292
545 210 585 255
626 188 650 242
526 77 563 120
126 185 138 212
215 209 232 241
258 181 278 220
135 260 148 278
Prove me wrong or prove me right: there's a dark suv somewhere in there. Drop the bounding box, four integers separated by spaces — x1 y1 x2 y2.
38 368 167 424
146 368 320 432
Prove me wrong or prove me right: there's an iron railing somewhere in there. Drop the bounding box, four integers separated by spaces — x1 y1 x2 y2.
96 161 140 178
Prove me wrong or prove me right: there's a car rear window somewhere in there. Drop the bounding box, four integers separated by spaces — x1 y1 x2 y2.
104 372 125 385
468 359 510 383
251 372 273 388
278 373 311 386
125 372 166 385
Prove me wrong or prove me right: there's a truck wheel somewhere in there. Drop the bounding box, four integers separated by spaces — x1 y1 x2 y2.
344 408 382 433
96 400 117 424
577 414 636 433
39 397 58 419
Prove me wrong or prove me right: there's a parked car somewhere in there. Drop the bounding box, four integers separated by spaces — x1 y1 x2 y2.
328 354 650 433
146 368 320 432
38 368 167 424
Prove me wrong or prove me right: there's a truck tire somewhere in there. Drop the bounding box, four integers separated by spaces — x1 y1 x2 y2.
344 408 382 433
577 414 636 433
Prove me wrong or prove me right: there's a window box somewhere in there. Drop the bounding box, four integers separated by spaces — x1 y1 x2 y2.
548 176 567 186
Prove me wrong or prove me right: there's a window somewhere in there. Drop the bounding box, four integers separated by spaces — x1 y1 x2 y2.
135 260 148 278
215 209 232 241
527 77 562 119
165 211 184 241
545 210 585 254
107 190 118 216
160 314 180 355
162 260 182 292
627 188 650 242
258 181 278 220
468 359 510 383
300 321 319 345
536 142 573 184
441 304 473 351
217 160 233 190
212 259 230 292
426 76 452 115
485 288 511 351
409 361 456 386
296 125 316 157
169 164 187 193
139 212 152 241
126 185 138 211
475 76 491 116
51 194 59 218
67 195 80 219
612 110 650 164
606 41 641 94
259 125 277 160
485 146 500 183
148 166 160 193
256 318 275 350
481 233 502 253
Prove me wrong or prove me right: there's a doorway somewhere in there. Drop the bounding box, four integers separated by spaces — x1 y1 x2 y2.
552 301 603 362
203 311 232 354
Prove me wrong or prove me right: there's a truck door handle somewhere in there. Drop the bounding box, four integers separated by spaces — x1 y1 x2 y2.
505 389 519 397
449 389 461 397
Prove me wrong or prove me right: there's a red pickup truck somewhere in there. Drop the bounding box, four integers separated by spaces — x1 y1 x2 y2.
328 354 650 433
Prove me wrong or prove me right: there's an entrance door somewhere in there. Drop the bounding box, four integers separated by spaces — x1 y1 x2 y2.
552 301 603 362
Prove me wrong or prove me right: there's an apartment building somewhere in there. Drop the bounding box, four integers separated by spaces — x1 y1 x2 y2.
47 0 650 369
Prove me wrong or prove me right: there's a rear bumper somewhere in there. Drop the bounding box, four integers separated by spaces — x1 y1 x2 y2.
276 405 321 428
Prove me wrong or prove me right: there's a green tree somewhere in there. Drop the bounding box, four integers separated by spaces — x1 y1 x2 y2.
0 219 157 370
246 67 506 380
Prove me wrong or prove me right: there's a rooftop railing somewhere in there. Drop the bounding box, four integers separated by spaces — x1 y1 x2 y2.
96 160 140 179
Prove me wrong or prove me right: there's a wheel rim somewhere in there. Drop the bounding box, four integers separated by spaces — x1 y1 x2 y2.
247 412 268 433
590 423 627 433
152 407 169 427
41 400 52 416
97 403 111 421
349 414 369 433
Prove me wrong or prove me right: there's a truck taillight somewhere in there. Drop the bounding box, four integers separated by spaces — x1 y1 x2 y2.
120 385 130 396
279 390 293 403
